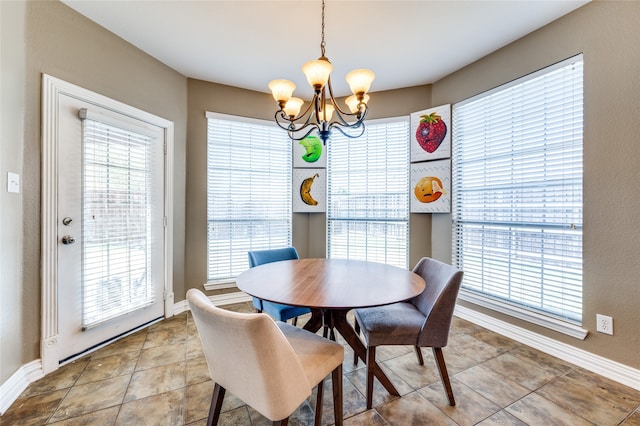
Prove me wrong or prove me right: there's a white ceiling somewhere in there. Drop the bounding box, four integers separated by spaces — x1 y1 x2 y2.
61 0 589 98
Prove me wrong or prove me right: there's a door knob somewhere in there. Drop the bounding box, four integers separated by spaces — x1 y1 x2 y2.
61 235 75 245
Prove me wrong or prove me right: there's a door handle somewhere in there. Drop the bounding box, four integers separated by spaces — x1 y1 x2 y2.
61 235 76 245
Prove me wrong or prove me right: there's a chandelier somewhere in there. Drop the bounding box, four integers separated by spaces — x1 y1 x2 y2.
268 0 375 145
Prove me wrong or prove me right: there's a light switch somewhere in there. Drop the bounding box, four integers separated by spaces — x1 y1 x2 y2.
7 172 20 193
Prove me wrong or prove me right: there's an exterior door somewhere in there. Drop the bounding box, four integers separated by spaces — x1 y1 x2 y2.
56 93 165 361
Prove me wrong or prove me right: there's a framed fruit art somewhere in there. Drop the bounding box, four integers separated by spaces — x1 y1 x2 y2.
410 104 451 163
293 168 326 213
293 135 327 168
410 159 451 213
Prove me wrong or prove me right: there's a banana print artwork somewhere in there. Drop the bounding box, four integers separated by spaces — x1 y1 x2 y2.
300 173 320 205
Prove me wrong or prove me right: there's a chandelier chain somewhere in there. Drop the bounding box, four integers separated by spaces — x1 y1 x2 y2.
320 0 326 56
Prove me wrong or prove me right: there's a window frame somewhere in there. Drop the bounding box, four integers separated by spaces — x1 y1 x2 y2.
451 55 587 339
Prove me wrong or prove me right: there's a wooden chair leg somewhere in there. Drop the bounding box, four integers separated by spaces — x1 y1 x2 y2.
432 347 455 406
365 346 376 410
414 345 424 365
322 311 330 338
272 419 289 426
353 321 360 366
314 378 324 426
332 364 343 426
207 383 225 426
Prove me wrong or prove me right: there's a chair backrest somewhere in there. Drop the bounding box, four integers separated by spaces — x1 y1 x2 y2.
410 257 464 348
248 246 299 268
187 288 311 421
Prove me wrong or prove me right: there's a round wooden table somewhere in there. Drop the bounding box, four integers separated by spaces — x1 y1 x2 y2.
236 258 426 397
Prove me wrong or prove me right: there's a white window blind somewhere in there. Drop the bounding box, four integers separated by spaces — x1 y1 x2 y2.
452 55 583 323
81 114 161 329
206 112 292 283
328 118 409 268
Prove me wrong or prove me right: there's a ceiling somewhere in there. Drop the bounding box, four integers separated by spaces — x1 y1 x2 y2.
61 0 589 99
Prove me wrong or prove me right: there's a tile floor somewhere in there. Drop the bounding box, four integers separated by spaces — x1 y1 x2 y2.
2 302 639 425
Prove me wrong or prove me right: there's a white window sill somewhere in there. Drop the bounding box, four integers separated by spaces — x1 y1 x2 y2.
203 280 237 291
458 289 589 340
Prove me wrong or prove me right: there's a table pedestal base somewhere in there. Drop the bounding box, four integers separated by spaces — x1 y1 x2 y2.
304 309 400 398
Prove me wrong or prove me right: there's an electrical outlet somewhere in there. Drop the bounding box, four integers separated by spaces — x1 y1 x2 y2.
596 314 613 335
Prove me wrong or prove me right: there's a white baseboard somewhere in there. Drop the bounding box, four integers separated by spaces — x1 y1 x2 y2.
208 291 253 306
173 299 189 315
454 304 640 391
0 360 44 415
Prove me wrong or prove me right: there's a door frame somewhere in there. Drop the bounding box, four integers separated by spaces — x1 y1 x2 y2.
40 74 175 374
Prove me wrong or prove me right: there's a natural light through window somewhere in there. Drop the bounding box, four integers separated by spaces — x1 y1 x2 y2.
452 55 583 325
327 118 409 268
206 113 292 285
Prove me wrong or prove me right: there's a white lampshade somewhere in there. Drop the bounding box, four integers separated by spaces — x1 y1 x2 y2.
268 79 296 103
346 69 375 95
345 94 370 113
321 104 335 122
283 97 304 117
302 59 333 89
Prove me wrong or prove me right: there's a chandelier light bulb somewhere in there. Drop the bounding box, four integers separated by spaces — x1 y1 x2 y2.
346 69 375 96
321 104 335 122
345 94 370 114
283 97 304 118
302 58 333 91
268 79 296 105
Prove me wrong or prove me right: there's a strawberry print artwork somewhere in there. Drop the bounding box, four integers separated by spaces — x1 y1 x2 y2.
410 105 451 163
416 112 447 153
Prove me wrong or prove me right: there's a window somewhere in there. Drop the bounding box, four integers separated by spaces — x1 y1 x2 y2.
80 110 163 328
452 55 583 329
327 118 410 268
206 112 292 285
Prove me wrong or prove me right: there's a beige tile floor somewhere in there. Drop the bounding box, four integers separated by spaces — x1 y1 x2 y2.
2 302 640 425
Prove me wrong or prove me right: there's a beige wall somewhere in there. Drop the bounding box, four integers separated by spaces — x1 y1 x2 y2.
0 0 188 383
431 1 640 368
1 0 27 385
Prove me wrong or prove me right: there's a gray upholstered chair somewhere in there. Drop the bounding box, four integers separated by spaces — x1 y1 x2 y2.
353 257 463 409
187 288 344 426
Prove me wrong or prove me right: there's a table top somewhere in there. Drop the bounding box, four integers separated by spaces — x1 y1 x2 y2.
236 258 426 310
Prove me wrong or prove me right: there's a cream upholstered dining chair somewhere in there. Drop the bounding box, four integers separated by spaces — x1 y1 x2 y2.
353 257 463 409
187 289 344 426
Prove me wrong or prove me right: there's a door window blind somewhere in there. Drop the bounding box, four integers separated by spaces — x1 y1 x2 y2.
452 55 583 323
81 114 161 329
206 112 292 283
328 118 409 268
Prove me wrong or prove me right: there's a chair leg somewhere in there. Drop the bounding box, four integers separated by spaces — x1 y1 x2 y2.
207 383 225 426
314 378 324 426
432 347 455 406
353 321 360 366
414 345 424 365
365 346 376 410
292 316 298 326
272 419 289 426
332 364 343 426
